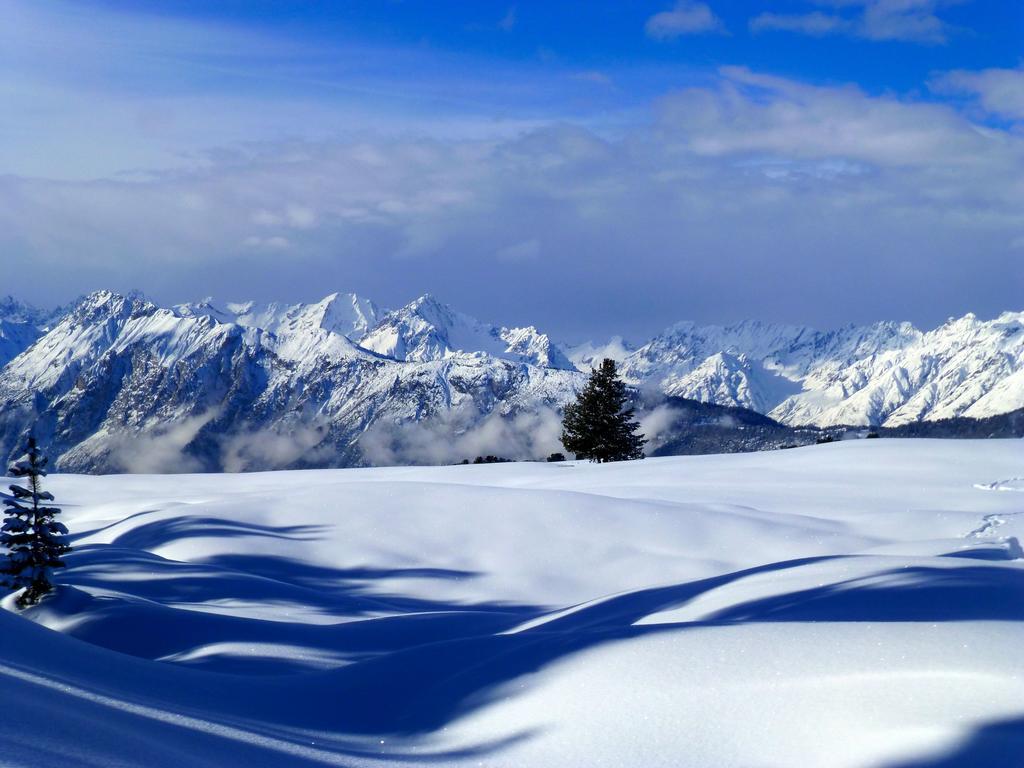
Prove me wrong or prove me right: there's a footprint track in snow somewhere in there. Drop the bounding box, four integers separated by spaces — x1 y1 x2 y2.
973 477 1024 493
968 477 1024 547
966 513 1021 539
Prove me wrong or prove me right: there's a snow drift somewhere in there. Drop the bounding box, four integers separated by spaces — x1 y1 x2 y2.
1 439 1022 767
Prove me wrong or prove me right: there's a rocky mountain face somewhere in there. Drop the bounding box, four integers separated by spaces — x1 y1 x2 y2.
0 291 579 472
621 313 1024 427
359 294 575 370
0 295 67 369
0 289 1020 472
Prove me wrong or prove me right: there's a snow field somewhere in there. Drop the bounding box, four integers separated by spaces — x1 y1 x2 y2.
1 438 1022 766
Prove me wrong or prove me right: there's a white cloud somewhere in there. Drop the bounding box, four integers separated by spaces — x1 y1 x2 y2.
750 1 958 44
1 67 1022 335
359 406 564 466
750 11 849 36
220 422 334 472
638 405 683 454
660 66 1002 168
0 0 589 181
102 411 219 473
931 66 1024 121
285 204 317 229
645 2 726 39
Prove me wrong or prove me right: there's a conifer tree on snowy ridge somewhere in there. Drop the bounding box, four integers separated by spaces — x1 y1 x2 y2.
561 358 646 463
1 437 70 607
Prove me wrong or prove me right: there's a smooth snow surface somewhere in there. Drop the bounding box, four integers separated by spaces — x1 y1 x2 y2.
3 439 1024 767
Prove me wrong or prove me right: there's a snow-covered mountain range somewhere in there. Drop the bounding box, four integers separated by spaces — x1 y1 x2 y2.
0 290 1020 471
621 314 1024 426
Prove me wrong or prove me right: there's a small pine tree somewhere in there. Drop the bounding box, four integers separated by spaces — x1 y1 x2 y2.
561 358 646 463
1 437 70 607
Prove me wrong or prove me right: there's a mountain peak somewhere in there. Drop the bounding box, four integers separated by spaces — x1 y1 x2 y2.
400 294 459 328
359 294 574 369
173 293 382 343
71 290 154 321
0 296 43 324
567 337 633 371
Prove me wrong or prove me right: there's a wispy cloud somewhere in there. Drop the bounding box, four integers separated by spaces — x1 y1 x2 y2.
0 0 617 180
750 1 961 44
99 411 220 473
499 6 518 32
571 70 615 87
750 11 848 37
931 66 1024 121
645 2 727 39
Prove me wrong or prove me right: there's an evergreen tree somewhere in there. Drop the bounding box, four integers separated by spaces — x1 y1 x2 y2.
561 358 646 463
1 437 70 607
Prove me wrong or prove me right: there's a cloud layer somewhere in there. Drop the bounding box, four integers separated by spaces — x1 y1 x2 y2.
2 63 1021 338
0 0 1020 341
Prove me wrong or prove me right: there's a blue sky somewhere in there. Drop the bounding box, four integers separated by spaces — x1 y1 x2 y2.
1 0 1022 339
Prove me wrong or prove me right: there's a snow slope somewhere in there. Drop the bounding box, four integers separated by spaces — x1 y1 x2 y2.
2 439 1023 767
0 295 64 368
